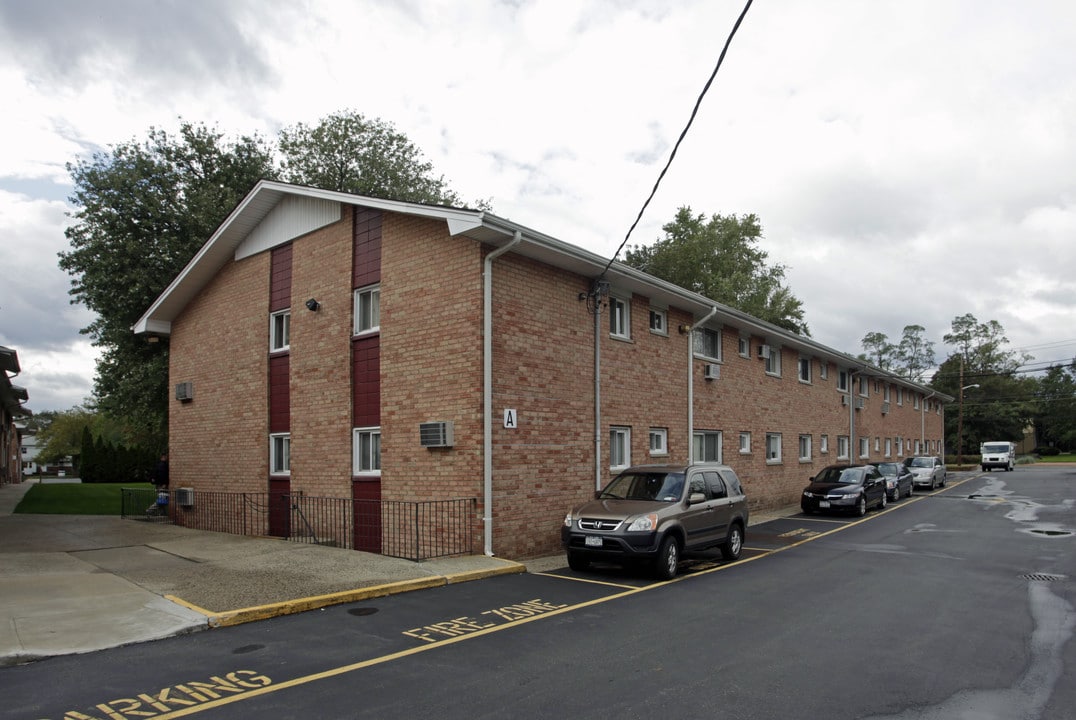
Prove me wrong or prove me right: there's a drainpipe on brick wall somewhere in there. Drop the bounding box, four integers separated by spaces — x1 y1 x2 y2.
483 230 522 557
921 389 936 454
686 306 718 463
848 369 857 462
594 302 602 491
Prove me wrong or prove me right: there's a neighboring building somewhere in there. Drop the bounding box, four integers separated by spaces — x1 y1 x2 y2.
1 346 29 487
19 427 37 475
134 181 950 559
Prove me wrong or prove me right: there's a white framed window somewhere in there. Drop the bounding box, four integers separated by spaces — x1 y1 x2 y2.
913 393 920 409
859 437 870 458
885 438 892 457
739 431 751 454
353 285 381 335
610 426 631 470
837 435 850 460
764 347 781 376
270 433 291 475
649 428 668 456
648 308 667 335
820 434 829 454
884 384 891 402
837 369 849 392
765 433 782 463
896 436 904 456
609 297 630 339
874 437 880 452
270 310 291 352
738 337 750 358
858 376 869 397
897 388 904 406
352 427 382 475
914 439 922 455
819 361 828 380
693 430 723 463
798 357 811 383
693 327 721 361
798 434 812 462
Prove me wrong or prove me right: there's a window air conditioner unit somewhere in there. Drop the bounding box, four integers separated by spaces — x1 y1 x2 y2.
419 421 454 448
757 344 771 359
841 394 850 406
882 402 891 414
175 382 193 402
704 363 720 380
855 398 865 410
176 487 194 507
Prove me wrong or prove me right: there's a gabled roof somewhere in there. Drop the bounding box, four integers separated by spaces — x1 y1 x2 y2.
132 180 950 400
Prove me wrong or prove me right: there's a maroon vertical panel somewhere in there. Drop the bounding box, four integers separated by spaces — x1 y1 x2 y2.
269 355 290 433
268 477 291 538
352 479 382 553
352 209 382 288
351 337 380 427
270 244 293 312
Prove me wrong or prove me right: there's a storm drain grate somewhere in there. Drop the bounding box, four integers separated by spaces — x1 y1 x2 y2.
1021 573 1066 582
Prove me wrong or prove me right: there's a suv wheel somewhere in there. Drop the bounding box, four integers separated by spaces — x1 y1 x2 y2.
655 536 680 580
721 524 744 561
567 551 590 572
879 491 887 510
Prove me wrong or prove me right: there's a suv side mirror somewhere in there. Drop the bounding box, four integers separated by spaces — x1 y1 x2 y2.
688 492 707 505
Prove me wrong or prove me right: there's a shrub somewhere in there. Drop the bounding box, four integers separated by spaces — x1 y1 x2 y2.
1034 446 1062 456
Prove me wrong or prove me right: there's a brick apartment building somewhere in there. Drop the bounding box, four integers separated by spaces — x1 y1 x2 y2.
134 181 950 559
1 346 28 487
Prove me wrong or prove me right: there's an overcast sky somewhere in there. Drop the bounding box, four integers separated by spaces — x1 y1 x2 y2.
2 0 1075 413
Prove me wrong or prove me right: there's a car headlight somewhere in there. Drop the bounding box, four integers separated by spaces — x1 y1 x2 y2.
626 513 659 532
563 512 573 528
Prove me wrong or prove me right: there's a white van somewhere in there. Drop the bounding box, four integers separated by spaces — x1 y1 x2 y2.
980 441 1016 472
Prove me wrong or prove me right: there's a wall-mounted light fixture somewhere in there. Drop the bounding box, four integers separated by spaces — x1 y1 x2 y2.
305 298 320 312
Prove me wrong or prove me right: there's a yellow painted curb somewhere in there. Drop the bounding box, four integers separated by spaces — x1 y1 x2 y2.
441 560 527 584
166 560 528 629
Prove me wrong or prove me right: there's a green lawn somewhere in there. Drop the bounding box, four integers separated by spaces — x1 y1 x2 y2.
14 482 154 515
1035 454 1076 463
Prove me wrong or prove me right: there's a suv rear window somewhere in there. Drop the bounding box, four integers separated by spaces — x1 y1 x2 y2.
600 471 686 502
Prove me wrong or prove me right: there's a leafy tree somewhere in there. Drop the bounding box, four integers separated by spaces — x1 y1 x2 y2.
860 331 896 371
933 315 1034 455
279 109 474 206
624 207 809 335
59 122 277 447
895 324 935 381
33 407 96 466
1035 361 1076 451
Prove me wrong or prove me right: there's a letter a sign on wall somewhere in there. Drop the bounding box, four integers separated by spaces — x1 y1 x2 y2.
503 409 517 429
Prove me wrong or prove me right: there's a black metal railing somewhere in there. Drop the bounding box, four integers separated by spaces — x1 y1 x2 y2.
121 488 477 561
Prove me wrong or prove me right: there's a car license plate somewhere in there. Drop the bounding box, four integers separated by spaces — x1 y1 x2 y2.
819 501 830 508
585 535 602 547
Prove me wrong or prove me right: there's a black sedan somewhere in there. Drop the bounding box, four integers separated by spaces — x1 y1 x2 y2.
801 464 887 517
877 461 914 501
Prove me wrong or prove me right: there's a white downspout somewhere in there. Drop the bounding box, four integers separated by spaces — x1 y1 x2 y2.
687 307 718 463
594 305 602 490
483 230 522 557
848 370 857 463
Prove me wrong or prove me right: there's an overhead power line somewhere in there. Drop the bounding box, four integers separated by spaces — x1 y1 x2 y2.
597 0 755 282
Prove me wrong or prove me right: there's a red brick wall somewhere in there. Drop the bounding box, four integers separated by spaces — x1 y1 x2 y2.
288 207 355 498
170 253 270 493
379 214 484 507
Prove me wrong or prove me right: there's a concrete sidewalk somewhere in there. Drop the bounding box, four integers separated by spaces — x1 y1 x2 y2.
0 480 527 667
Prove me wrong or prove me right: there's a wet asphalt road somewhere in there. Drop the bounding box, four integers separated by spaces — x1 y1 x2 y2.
4 467 1074 720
